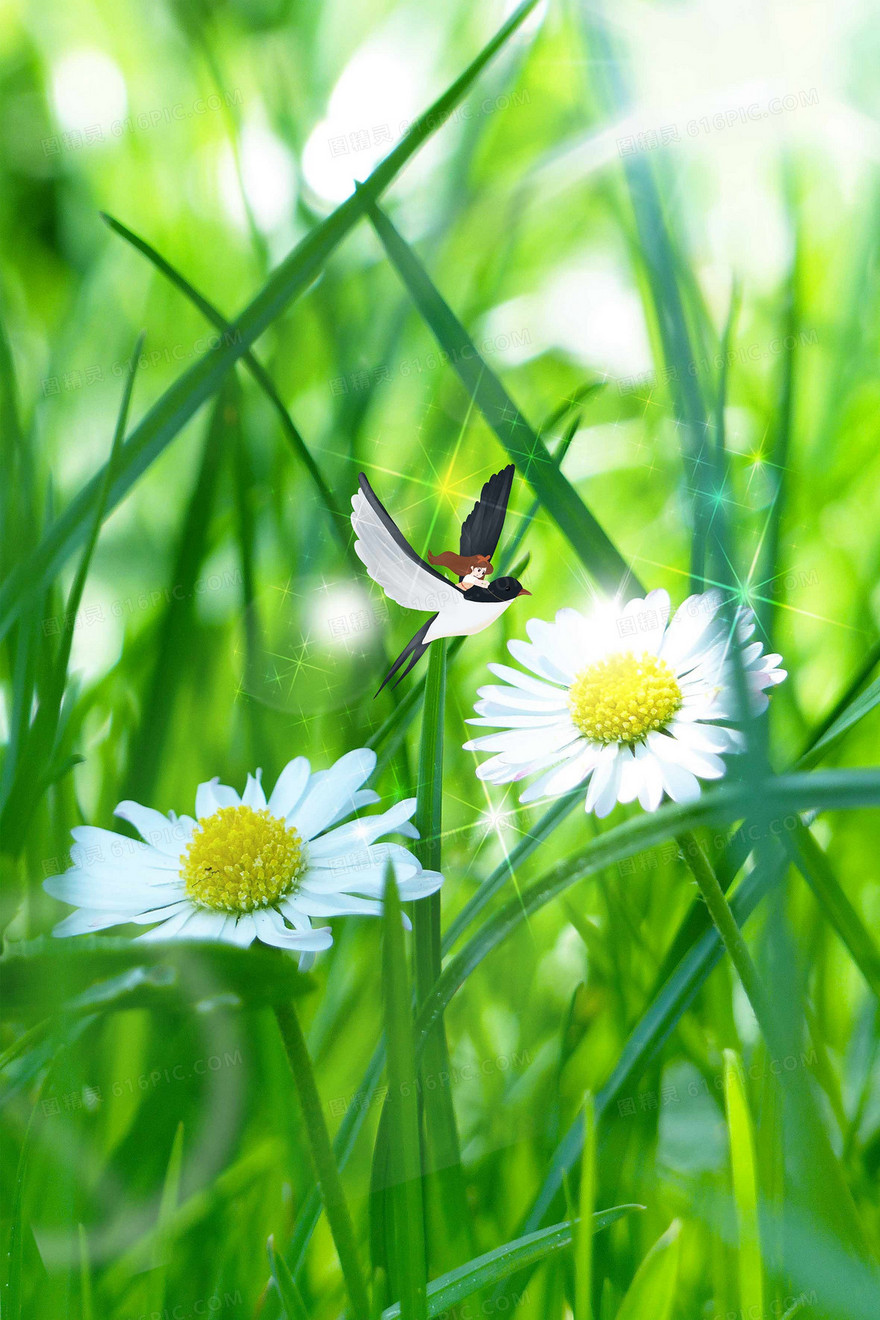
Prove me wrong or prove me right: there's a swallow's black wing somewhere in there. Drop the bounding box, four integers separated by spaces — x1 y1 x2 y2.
458 464 515 560
351 475 459 612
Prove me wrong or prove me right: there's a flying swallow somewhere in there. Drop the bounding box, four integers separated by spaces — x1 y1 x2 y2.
350 464 530 694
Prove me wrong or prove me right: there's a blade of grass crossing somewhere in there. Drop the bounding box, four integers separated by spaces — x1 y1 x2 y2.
382 868 427 1320
100 212 358 567
799 669 880 769
0 0 541 642
782 826 880 999
416 770 880 1052
364 198 638 595
379 1207 640 1320
498 408 586 573
723 1051 763 1320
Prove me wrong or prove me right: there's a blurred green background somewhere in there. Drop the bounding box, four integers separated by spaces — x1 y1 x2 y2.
1 0 879 1317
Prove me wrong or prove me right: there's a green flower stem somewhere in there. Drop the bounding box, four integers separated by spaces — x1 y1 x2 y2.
272 1000 370 1320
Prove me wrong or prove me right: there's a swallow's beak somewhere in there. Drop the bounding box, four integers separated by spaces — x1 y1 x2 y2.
517 588 532 596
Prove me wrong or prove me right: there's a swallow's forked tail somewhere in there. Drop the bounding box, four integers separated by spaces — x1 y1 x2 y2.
375 616 435 697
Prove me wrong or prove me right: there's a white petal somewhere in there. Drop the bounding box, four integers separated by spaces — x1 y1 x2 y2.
195 778 240 820
268 757 311 818
655 732 726 780
308 799 418 856
657 758 701 804
70 824 184 870
323 789 382 830
52 908 135 937
669 719 742 754
219 913 257 946
636 752 664 812
252 907 333 952
464 724 580 761
661 590 724 667
396 868 443 900
289 748 376 840
592 749 626 818
525 617 580 680
508 637 573 685
519 743 601 803
487 662 565 699
616 588 670 655
584 744 618 814
45 870 184 911
466 711 575 730
113 803 186 857
616 747 641 804
129 900 192 924
475 685 570 713
242 770 267 810
305 844 421 892
138 907 227 942
295 890 386 919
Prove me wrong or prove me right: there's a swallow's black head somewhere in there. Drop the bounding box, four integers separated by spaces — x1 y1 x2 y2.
486 576 532 601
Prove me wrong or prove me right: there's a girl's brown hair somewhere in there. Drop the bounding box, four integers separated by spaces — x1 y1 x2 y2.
427 550 493 577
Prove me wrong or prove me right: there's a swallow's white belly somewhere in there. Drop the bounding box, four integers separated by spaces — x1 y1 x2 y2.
424 596 513 643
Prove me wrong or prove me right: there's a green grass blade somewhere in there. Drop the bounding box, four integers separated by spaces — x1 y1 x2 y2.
574 1095 597 1320
723 1051 763 1320
442 789 583 951
272 998 370 1320
614 1221 681 1320
0 0 540 643
282 1046 386 1287
579 12 711 588
100 212 357 565
412 638 468 1265
413 638 446 996
380 1208 639 1320
121 383 231 805
382 868 427 1320
799 671 880 769
77 1224 93 1320
2 1086 41 1320
364 199 638 594
783 825 880 998
267 1235 309 1320
0 339 139 851
1 937 314 1024
758 217 801 642
144 1121 184 1317
498 406 593 572
415 769 880 1052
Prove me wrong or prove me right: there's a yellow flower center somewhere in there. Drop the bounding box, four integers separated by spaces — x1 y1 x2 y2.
181 805 305 913
568 651 682 745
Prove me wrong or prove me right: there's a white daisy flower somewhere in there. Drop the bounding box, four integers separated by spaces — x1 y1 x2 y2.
45 749 442 966
463 589 786 818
